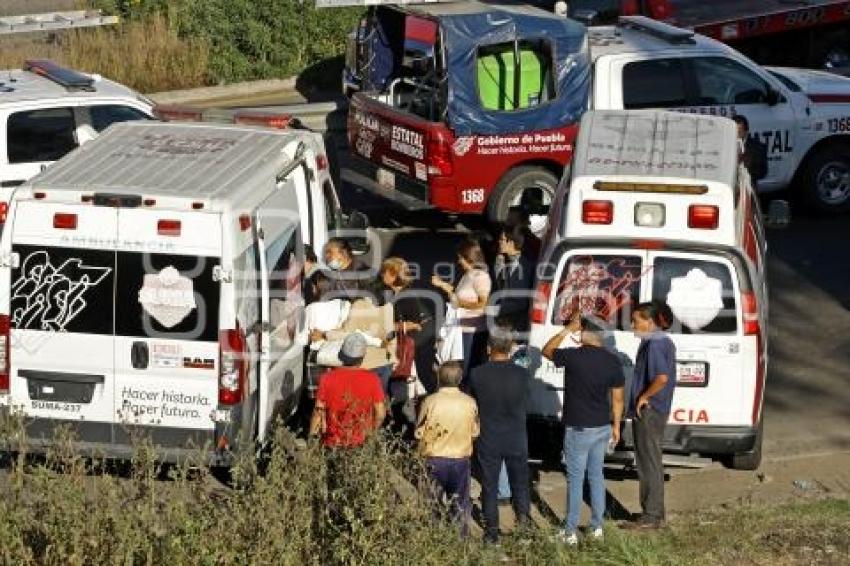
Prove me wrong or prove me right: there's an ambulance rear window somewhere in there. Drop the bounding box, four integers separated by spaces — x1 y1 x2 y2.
553 254 643 330
115 252 220 342
651 256 737 334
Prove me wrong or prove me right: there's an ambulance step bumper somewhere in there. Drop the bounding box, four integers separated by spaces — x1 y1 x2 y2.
626 423 759 455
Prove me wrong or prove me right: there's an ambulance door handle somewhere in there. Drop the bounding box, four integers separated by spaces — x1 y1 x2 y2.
131 341 150 370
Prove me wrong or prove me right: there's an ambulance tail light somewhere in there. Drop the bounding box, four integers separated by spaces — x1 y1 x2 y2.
157 220 181 237
582 200 613 224
0 202 7 224
426 134 453 177
741 291 760 336
219 327 246 405
688 205 719 230
531 281 552 325
0 315 9 393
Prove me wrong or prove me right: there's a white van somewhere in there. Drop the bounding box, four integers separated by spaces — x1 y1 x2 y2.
0 119 361 463
528 110 781 470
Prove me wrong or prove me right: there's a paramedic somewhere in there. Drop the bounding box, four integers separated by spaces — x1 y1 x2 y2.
622 301 676 531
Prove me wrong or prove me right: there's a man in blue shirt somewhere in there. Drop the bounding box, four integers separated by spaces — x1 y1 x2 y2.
624 301 676 530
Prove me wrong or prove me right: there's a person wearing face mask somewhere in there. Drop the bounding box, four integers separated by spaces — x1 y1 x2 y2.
733 115 767 191
309 238 368 302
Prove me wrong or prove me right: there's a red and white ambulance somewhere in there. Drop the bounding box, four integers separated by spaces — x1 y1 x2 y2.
527 110 786 470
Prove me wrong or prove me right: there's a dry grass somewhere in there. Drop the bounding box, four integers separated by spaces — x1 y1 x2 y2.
0 0 82 17
0 14 210 93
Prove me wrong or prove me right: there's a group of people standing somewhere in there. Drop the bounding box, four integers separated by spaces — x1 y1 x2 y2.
306 212 678 544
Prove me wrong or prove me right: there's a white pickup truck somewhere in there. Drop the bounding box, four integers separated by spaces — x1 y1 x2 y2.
590 17 850 213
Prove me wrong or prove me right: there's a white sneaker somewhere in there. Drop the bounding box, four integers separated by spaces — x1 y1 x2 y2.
590 527 604 541
555 530 579 546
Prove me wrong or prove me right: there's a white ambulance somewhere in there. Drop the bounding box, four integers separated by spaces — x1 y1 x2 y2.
0 117 363 463
528 110 785 470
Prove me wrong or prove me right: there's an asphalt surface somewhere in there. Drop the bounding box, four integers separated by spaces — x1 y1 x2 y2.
333 152 850 523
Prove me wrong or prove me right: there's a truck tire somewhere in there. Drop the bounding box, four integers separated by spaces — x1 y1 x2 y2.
728 418 763 471
800 144 850 214
487 166 559 224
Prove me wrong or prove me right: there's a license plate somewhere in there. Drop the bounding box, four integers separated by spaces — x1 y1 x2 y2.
676 362 708 386
376 168 395 191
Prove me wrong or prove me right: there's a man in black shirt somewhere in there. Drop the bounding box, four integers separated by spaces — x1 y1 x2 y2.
733 115 768 191
542 318 624 545
493 225 535 334
469 330 531 544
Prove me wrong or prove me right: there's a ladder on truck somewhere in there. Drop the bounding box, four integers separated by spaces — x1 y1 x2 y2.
0 10 118 35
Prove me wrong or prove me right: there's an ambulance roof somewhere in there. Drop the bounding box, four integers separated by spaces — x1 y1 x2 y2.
572 110 738 188
0 67 141 105
28 121 310 202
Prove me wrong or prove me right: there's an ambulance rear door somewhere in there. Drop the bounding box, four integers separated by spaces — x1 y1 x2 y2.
646 250 751 428
112 208 222 449
7 199 118 443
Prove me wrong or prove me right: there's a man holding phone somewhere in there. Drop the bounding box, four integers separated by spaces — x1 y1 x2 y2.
542 317 625 545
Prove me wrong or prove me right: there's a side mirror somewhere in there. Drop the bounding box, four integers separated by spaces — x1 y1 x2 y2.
765 88 780 107
764 199 791 229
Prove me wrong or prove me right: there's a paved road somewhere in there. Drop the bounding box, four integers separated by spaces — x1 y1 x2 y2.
334 157 850 523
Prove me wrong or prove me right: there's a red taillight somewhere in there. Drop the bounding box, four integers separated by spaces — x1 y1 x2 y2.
426 134 453 177
582 200 613 224
0 314 9 393
531 281 552 324
316 154 329 171
219 328 246 405
233 112 291 129
239 214 252 232
53 213 77 230
144 198 156 207
741 291 760 336
688 205 719 230
157 219 181 236
0 202 7 223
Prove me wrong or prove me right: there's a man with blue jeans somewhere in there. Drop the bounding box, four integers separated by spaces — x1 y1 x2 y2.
543 319 625 544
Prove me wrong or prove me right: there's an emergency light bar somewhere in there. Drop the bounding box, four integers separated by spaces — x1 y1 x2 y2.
154 105 293 130
316 0 458 7
24 59 95 91
594 181 708 195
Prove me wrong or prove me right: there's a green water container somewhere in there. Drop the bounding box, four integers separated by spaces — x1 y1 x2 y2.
477 45 547 111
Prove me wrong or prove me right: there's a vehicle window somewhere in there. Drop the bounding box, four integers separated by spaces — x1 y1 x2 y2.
768 71 801 92
10 245 115 335
7 107 77 163
622 58 688 109
264 223 303 355
553 254 644 330
691 57 770 106
651 256 737 334
115 252 220 342
477 39 556 111
89 104 150 133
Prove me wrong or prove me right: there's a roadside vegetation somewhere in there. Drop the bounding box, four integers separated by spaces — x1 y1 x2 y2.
0 412 846 565
0 0 360 93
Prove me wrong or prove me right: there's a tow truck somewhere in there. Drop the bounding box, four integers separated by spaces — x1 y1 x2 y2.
333 2 850 215
563 0 850 73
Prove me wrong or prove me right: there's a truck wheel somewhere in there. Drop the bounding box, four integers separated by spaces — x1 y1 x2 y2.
487 166 559 224
728 418 763 471
801 144 850 214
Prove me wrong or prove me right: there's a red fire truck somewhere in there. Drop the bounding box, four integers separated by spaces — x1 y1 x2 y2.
566 0 850 72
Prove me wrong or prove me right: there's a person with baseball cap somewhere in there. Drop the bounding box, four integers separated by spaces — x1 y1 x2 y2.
310 333 387 448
